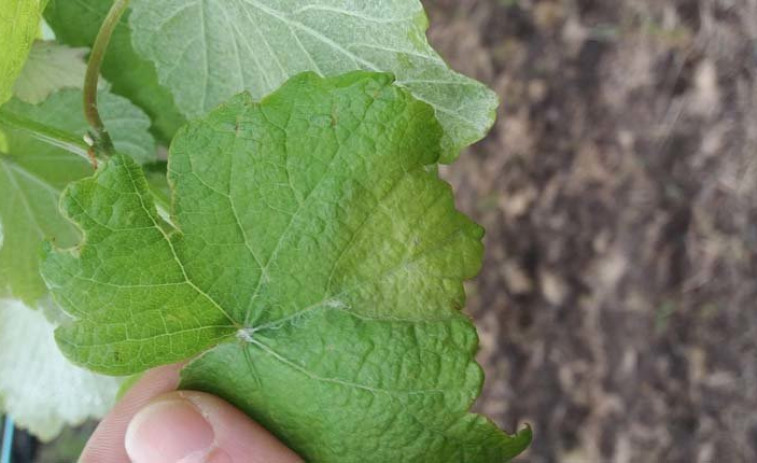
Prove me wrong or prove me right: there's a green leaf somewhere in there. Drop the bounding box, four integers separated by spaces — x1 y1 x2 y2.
0 155 79 302
0 0 45 105
44 0 185 143
142 160 171 209
0 298 120 441
13 41 101 104
42 72 529 461
0 88 156 302
125 0 496 162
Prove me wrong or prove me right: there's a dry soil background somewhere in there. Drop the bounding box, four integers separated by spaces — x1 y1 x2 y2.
424 0 757 461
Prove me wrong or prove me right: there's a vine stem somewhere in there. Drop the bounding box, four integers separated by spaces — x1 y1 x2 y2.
83 0 131 163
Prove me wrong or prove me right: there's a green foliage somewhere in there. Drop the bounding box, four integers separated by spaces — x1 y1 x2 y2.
42 72 530 461
0 148 79 302
46 0 496 160
13 41 94 104
0 89 155 303
44 0 185 142
0 0 46 104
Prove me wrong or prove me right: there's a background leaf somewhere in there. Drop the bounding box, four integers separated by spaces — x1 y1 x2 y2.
125 0 497 161
42 72 529 462
13 41 101 104
0 0 46 105
0 298 120 442
44 0 185 143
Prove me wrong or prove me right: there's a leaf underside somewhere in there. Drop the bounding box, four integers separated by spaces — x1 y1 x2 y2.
47 0 496 160
0 298 120 442
131 0 499 161
42 72 529 462
13 41 97 104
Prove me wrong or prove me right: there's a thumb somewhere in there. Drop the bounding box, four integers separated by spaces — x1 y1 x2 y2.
124 391 302 463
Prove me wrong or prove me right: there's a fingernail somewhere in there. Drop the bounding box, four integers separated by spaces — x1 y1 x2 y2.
125 398 218 463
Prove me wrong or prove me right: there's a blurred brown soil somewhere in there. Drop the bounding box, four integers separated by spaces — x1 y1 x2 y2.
424 0 757 461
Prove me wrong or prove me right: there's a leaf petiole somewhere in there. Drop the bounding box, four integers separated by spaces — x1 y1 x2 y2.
83 0 131 161
0 107 175 229
0 108 91 162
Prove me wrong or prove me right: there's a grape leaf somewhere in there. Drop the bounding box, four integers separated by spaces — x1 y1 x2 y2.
0 154 79 302
13 41 101 104
0 0 46 105
143 160 172 212
42 72 530 461
126 0 497 162
44 0 185 143
0 88 156 302
0 298 120 441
